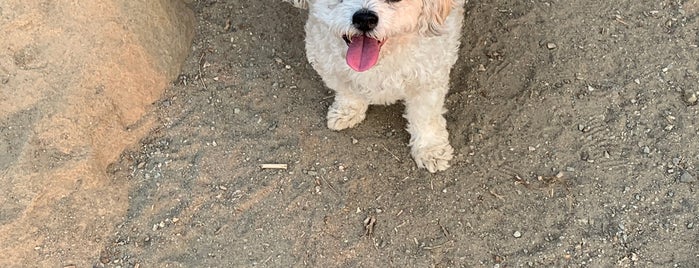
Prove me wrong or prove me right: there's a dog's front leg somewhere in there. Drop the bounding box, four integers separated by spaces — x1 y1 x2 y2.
327 92 369 131
404 88 454 172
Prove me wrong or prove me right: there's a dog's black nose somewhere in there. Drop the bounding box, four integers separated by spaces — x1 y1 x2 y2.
352 9 379 32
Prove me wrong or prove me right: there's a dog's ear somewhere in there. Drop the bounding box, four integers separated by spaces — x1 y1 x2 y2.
419 0 454 36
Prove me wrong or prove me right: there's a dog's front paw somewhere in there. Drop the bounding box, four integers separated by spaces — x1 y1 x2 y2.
411 143 454 173
326 101 367 130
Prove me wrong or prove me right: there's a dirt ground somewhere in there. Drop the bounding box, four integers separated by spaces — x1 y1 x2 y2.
100 0 698 267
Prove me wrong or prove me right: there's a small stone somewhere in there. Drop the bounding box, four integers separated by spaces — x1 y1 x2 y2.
642 146 651 154
513 231 522 238
672 158 681 165
546 42 557 49
351 137 359 144
685 92 698 105
679 171 696 183
580 151 589 161
687 222 694 229
233 108 241 114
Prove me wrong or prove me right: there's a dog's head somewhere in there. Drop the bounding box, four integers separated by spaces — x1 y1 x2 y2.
309 0 455 72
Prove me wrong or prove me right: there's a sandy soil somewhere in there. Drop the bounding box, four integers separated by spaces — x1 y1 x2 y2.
100 0 698 267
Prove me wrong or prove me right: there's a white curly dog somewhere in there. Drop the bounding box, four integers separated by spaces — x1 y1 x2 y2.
284 0 465 172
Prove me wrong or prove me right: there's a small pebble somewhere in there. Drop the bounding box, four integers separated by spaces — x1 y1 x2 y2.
546 42 557 49
642 146 651 154
513 231 522 238
679 171 696 183
672 158 681 165
685 92 698 105
580 151 590 161
687 222 694 229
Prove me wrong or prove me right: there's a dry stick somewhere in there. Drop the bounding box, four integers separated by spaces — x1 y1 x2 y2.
261 164 288 170
382 145 401 162
198 52 208 90
320 175 338 194
423 240 454 250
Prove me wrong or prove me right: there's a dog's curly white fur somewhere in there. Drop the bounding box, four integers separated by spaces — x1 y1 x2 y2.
287 0 465 172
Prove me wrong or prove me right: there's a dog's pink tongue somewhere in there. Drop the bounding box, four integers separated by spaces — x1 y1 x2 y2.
346 35 380 72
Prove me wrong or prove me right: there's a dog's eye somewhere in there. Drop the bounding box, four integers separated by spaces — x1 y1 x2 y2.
386 0 401 3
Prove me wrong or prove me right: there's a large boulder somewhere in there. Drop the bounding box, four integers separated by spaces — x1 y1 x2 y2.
0 0 194 266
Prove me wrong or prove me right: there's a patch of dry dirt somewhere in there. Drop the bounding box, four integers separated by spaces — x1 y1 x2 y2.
0 1 193 267
87 0 699 266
